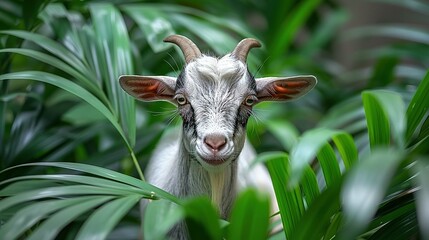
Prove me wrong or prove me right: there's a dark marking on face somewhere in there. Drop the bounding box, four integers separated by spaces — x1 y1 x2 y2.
179 103 197 139
234 106 252 133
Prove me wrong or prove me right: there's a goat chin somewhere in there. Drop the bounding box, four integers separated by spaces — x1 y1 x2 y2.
141 126 280 238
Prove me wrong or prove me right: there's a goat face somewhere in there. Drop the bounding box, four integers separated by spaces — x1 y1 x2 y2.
177 56 255 170
119 35 317 171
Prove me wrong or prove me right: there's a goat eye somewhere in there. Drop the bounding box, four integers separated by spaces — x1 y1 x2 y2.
244 95 257 106
175 94 187 105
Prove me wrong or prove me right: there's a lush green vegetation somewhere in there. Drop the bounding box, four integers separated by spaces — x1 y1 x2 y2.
1 0 428 239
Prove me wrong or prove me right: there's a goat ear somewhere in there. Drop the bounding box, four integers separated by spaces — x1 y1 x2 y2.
256 75 317 102
119 75 176 102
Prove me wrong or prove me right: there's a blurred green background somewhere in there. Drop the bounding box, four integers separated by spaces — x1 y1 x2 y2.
0 0 428 239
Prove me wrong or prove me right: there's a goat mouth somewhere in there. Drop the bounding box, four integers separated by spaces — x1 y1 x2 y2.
196 154 228 166
203 158 226 166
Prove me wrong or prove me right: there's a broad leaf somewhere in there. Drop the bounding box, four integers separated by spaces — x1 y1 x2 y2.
227 189 270 240
340 148 405 239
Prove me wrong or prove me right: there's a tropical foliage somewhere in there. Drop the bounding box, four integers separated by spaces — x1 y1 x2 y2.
0 0 428 239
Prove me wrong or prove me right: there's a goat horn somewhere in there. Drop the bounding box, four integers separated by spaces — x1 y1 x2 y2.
164 35 202 64
231 38 261 63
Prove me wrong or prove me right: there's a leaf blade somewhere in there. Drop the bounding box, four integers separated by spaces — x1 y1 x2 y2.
75 195 140 240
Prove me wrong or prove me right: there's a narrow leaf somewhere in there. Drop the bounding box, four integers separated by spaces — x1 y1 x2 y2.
363 90 406 148
89 3 136 146
27 196 114 240
317 143 341 187
0 48 104 102
289 128 355 186
75 195 140 240
414 159 429 240
406 70 429 141
270 0 322 57
0 185 140 212
0 71 128 146
362 92 389 149
300 165 320 206
0 174 151 196
290 180 342 240
0 197 104 240
347 25 429 45
367 56 398 88
265 120 299 151
262 152 304 239
0 162 179 203
0 30 90 76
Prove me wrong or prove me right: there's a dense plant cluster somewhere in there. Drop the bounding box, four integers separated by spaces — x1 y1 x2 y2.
0 0 428 239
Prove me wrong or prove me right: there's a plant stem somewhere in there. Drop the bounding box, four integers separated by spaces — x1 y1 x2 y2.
128 146 145 182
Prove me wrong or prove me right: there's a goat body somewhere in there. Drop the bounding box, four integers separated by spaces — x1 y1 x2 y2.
120 35 317 239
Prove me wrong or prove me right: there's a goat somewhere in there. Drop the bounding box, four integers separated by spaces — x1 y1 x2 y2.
119 35 317 239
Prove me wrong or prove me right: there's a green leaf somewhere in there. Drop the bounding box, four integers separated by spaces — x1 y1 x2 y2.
0 196 107 240
367 56 398 88
362 92 390 148
367 211 418 240
0 71 144 180
184 197 221 240
27 196 114 240
261 152 304 239
0 71 128 147
362 90 406 149
340 148 405 239
63 103 105 125
302 9 348 56
406 70 429 142
332 133 358 170
417 116 429 142
143 199 184 240
0 48 105 103
289 128 356 186
270 0 322 57
170 14 238 56
0 162 178 203
317 143 341 187
318 96 365 134
324 212 343 240
124 3 254 39
368 200 415 231
89 3 136 147
0 180 61 196
0 174 151 196
122 6 174 53
414 159 429 240
300 165 320 206
265 120 299 151
75 195 140 240
0 30 90 76
373 0 429 15
0 185 142 213
346 25 429 45
290 180 342 240
227 189 270 240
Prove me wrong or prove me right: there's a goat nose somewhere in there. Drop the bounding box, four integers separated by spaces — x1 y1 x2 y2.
204 134 227 151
